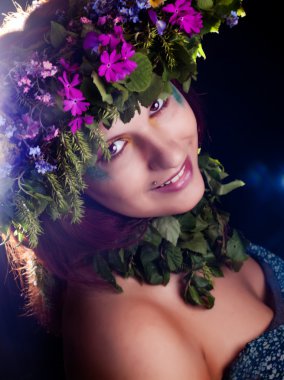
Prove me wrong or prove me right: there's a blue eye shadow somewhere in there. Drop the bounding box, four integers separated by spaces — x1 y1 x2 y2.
172 85 184 105
86 166 110 181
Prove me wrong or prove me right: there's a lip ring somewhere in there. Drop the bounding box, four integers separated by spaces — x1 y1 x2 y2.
152 158 188 190
152 157 192 193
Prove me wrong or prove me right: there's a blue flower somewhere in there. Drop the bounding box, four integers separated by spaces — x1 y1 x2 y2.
226 11 239 28
91 0 116 16
35 159 56 175
29 146 41 158
0 162 12 179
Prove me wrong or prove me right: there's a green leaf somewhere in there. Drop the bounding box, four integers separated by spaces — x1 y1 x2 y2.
152 216 181 246
226 230 249 270
125 53 153 92
198 0 214 10
50 21 67 49
143 226 162 247
179 232 208 255
91 71 113 105
137 74 164 108
93 254 123 292
165 244 183 271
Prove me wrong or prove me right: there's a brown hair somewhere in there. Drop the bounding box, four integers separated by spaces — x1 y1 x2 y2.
0 0 206 329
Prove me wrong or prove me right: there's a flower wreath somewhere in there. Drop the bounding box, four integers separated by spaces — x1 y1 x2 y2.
0 0 245 247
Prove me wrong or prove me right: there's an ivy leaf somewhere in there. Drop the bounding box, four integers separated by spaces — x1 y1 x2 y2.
164 243 183 271
179 232 209 255
152 216 181 246
50 21 67 49
140 245 163 284
93 254 123 292
125 53 153 92
137 74 164 107
227 230 249 270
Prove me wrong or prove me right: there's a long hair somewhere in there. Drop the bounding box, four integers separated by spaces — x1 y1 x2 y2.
0 0 206 328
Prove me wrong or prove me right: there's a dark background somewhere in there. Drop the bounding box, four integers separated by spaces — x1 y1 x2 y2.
0 0 283 379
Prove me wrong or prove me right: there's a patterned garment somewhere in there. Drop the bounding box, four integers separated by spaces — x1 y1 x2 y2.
223 244 284 379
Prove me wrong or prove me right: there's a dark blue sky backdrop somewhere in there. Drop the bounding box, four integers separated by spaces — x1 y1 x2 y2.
0 1 283 379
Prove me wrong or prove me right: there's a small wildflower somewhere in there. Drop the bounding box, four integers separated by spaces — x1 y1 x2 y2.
41 61 58 78
35 159 56 175
43 126 59 142
80 17 92 24
63 92 90 116
98 50 125 83
163 0 203 35
58 72 82 99
0 162 12 179
0 115 6 127
29 146 41 158
149 0 164 8
20 115 41 140
68 115 94 134
83 31 100 53
59 58 80 73
148 9 167 35
226 11 239 28
35 92 54 106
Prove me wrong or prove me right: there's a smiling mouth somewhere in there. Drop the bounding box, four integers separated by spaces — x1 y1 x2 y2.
155 164 186 189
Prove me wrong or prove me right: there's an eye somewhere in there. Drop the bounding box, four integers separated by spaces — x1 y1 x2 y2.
149 98 169 116
107 139 127 159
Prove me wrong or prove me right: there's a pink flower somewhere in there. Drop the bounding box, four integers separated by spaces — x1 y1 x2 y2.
120 42 137 75
80 17 92 24
68 115 94 134
99 34 121 50
58 71 82 99
59 58 80 73
98 50 124 83
163 0 203 35
63 92 90 116
43 126 59 141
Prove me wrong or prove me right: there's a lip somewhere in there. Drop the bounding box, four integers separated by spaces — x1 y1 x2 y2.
152 157 192 193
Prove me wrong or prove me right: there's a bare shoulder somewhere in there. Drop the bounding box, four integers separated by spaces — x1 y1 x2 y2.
63 293 211 380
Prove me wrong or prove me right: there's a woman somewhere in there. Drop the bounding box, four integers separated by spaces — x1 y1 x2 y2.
0 1 283 379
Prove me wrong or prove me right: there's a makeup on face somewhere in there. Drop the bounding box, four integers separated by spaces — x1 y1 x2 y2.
172 85 184 105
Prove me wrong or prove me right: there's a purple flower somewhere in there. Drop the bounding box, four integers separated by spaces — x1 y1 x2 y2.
20 115 40 140
120 42 138 74
83 31 100 53
35 92 54 106
226 11 239 28
41 61 58 78
35 159 57 175
63 91 90 116
98 50 124 83
0 162 12 179
99 33 121 50
29 146 41 158
58 71 82 99
163 0 203 35
59 58 80 73
43 126 59 142
148 9 167 35
68 115 94 134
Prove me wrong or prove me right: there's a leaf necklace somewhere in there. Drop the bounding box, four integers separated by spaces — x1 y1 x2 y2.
93 153 249 308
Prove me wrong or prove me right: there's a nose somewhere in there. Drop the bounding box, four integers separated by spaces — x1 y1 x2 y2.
143 132 186 171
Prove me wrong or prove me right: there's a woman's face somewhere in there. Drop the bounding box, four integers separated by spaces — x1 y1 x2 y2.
86 87 205 218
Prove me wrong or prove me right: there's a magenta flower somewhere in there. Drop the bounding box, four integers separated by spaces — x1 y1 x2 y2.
120 43 138 74
58 71 82 99
163 0 203 35
98 50 124 83
99 34 121 50
83 31 100 53
63 91 90 116
68 115 94 134
59 58 80 73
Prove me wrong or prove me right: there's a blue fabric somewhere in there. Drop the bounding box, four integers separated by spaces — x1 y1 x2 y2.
223 244 284 379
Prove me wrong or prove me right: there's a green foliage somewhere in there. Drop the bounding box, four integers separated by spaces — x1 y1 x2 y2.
50 22 67 49
125 53 153 92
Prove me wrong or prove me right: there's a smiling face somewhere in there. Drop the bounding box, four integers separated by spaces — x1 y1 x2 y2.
85 87 205 218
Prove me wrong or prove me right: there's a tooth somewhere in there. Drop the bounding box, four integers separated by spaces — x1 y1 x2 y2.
164 180 171 185
171 175 179 183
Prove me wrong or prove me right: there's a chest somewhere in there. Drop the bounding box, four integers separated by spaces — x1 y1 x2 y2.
166 269 274 379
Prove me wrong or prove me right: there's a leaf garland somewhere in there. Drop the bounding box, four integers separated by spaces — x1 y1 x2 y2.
92 153 249 308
